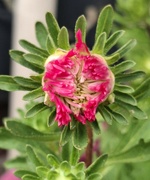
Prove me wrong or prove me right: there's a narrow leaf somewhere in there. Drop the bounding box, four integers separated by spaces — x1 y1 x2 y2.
15 170 37 178
23 87 44 101
72 123 88 150
111 60 136 75
22 174 40 180
26 145 43 167
70 146 79 166
35 22 48 49
46 35 56 54
90 120 101 135
19 40 48 57
111 39 136 58
114 84 134 94
92 32 106 55
36 166 49 178
9 50 43 73
105 53 120 65
95 5 113 40
75 15 87 42
25 103 48 118
86 154 108 176
0 75 24 91
46 12 60 46
60 125 72 146
104 30 125 54
47 154 60 168
115 91 137 106
23 53 45 67
58 27 70 50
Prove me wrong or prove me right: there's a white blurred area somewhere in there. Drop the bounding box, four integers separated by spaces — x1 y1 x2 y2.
9 0 58 117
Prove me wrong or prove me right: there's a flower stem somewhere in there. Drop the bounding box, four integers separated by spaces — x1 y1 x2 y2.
85 124 93 167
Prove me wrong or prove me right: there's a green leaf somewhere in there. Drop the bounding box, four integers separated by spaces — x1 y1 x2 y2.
58 27 70 50
15 170 37 178
92 32 106 55
46 12 60 46
114 84 134 94
47 154 60 168
60 161 71 172
70 146 79 166
115 99 147 120
112 39 136 58
72 123 88 150
26 145 43 167
47 107 56 126
60 125 72 146
90 120 101 135
95 5 113 40
105 53 120 65
23 53 45 67
104 30 125 54
23 87 44 101
36 166 49 178
47 171 59 179
133 77 150 100
115 71 145 83
86 154 108 176
107 140 150 165
9 50 44 73
25 102 48 118
35 22 48 49
114 91 137 106
19 40 49 57
0 75 24 91
5 120 59 141
13 76 41 90
109 108 128 125
98 105 113 125
62 143 71 162
111 60 136 75
22 174 40 180
4 156 27 169
75 15 87 42
75 162 85 171
46 35 57 54
87 173 102 180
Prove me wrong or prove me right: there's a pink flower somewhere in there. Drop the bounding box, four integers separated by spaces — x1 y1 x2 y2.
42 30 114 126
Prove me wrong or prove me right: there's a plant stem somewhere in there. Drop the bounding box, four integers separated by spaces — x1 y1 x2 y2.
85 124 93 167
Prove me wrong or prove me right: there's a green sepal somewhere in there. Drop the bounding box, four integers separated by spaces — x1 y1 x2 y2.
112 39 136 58
47 107 56 126
58 27 70 50
98 105 113 125
107 140 150 165
86 154 108 176
0 75 25 91
115 71 145 83
87 173 102 180
95 5 113 40
72 123 88 150
23 87 44 101
22 174 40 180
5 120 59 141
46 12 60 46
104 30 125 54
47 154 60 168
26 145 43 167
90 120 101 135
107 107 128 125
35 22 48 49
13 76 41 90
115 99 147 120
9 50 43 73
14 170 37 178
114 84 134 94
114 91 137 106
25 102 48 118
92 32 106 55
133 77 150 100
46 35 57 55
19 40 48 57
111 60 136 75
60 125 72 146
105 53 120 65
36 166 49 178
75 15 87 42
23 53 45 67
